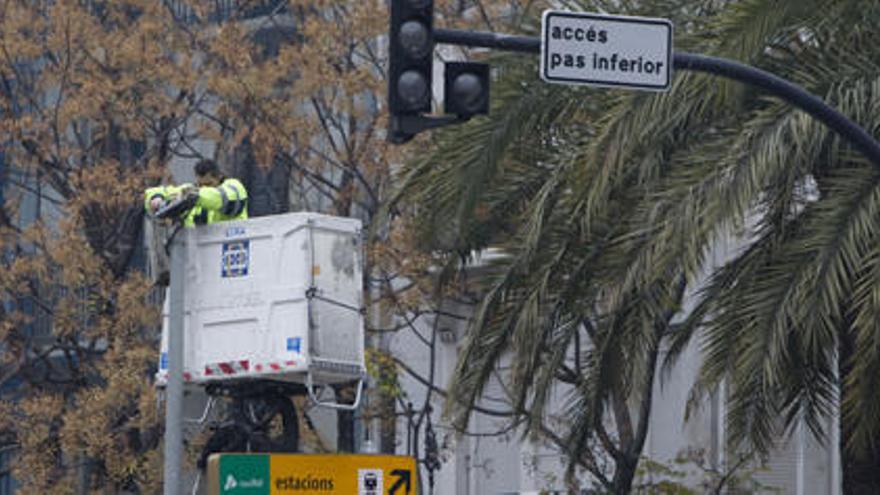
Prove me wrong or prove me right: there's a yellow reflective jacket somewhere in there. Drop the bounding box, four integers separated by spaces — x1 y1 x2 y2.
144 183 199 227
143 178 248 227
192 177 248 225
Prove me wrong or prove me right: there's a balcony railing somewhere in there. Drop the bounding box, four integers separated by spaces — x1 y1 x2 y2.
164 0 289 25
28 1 287 27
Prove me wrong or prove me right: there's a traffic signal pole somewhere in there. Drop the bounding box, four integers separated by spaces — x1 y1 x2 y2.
430 27 880 166
164 232 186 495
434 28 539 53
673 52 880 166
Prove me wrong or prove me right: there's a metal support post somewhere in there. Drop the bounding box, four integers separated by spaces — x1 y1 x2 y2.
164 231 186 495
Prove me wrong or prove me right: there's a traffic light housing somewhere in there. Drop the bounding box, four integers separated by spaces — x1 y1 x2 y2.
444 62 490 118
389 0 434 116
387 0 492 143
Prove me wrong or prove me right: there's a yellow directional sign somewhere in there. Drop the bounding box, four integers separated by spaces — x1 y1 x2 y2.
206 453 418 495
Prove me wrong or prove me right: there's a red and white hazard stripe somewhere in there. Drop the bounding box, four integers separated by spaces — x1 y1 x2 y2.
157 359 305 384
253 360 299 373
204 360 250 376
154 370 194 384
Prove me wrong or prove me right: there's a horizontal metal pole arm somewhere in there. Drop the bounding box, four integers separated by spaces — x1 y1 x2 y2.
433 28 880 167
672 52 880 166
434 28 541 53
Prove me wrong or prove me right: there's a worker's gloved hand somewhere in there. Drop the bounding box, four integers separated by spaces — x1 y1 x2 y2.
179 184 199 199
180 186 200 214
156 190 199 220
148 197 166 214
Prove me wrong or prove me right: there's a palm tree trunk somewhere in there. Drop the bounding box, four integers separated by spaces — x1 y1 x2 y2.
608 385 638 494
838 329 880 494
611 455 639 494
610 280 683 494
609 329 664 494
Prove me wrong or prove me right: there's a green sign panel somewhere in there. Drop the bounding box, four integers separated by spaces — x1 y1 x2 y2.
218 454 270 495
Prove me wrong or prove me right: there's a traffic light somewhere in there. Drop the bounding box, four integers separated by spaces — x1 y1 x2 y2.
389 0 434 116
444 62 490 118
387 0 492 143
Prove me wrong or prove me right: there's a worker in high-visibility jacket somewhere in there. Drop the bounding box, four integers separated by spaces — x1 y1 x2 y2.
144 159 248 225
144 182 199 226
190 159 248 224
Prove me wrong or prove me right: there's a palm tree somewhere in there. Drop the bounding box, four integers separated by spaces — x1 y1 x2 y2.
397 0 880 492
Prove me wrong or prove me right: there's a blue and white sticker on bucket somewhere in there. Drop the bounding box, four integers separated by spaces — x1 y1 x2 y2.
286 337 302 353
221 240 250 278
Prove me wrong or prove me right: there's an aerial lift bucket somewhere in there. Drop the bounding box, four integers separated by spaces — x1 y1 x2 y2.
154 212 366 410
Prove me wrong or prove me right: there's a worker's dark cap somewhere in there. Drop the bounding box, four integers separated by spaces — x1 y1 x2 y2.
194 159 221 177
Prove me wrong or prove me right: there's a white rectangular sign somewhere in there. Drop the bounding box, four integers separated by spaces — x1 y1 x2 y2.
541 10 673 91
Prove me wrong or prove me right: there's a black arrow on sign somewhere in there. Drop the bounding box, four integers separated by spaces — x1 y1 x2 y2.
388 469 411 495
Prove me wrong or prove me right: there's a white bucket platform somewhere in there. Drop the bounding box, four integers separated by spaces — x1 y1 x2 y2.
155 212 366 410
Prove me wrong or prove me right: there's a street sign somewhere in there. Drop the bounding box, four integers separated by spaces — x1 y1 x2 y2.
206 453 418 495
540 10 672 91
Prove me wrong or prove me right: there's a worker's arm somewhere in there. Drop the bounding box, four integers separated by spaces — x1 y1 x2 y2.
196 179 247 217
144 186 169 214
144 184 194 214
